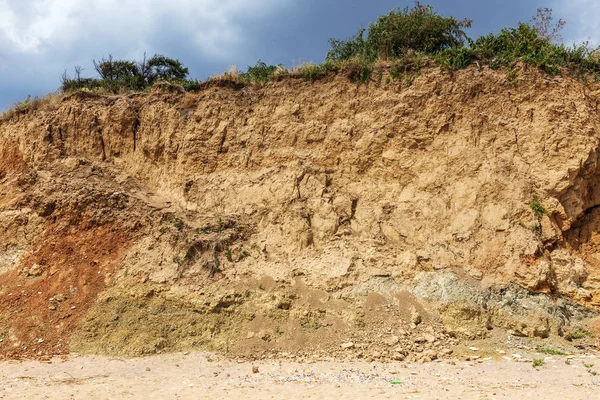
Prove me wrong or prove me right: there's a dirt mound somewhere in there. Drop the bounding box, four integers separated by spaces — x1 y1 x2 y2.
1 65 600 360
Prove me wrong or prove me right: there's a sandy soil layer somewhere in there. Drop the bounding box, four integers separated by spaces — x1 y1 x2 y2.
1 351 599 399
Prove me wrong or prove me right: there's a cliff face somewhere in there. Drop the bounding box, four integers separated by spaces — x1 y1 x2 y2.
1 66 600 359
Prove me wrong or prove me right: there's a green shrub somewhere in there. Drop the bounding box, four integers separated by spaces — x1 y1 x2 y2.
536 346 568 356
567 328 593 341
467 23 600 76
61 54 189 94
438 47 474 70
242 60 279 85
327 27 369 61
344 58 373 83
472 23 564 73
295 62 329 81
327 2 471 62
324 5 600 81
530 196 547 220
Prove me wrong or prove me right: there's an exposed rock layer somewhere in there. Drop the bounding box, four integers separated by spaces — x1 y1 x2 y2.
1 66 600 358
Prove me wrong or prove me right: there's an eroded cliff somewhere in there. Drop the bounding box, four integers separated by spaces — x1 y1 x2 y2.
1 66 600 360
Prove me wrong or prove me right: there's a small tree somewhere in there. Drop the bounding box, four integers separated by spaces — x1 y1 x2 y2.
326 2 472 61
93 55 140 82
61 54 190 93
145 54 189 84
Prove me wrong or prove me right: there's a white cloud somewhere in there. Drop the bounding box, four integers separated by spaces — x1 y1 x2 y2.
552 0 600 44
0 0 294 109
0 0 290 57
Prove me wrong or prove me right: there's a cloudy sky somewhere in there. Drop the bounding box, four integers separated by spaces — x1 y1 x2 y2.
0 0 596 110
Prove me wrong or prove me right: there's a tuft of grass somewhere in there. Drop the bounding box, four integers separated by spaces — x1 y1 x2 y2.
567 328 593 341
1 93 62 122
438 47 474 70
240 60 286 85
343 58 373 83
530 196 547 220
166 215 184 231
198 226 211 234
536 347 568 356
583 362 595 369
532 358 545 367
506 66 520 86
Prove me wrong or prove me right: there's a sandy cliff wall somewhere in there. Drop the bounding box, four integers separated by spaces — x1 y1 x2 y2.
1 66 600 359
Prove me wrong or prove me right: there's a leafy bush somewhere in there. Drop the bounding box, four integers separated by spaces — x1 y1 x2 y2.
327 28 369 62
530 196 547 220
344 58 374 83
327 2 471 62
566 328 593 341
242 60 279 85
472 23 563 73
438 47 474 70
325 4 600 82
457 22 600 76
536 346 568 356
61 54 189 93
142 54 189 84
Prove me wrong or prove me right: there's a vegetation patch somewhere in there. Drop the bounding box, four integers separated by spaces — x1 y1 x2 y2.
5 3 600 121
532 358 545 367
536 346 568 356
566 328 593 341
530 197 547 220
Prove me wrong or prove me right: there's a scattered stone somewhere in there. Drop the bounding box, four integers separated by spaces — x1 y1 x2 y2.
534 325 550 339
23 264 44 278
55 294 67 302
441 348 453 356
469 347 479 351
384 336 400 346
252 365 259 374
341 342 355 350
411 309 422 326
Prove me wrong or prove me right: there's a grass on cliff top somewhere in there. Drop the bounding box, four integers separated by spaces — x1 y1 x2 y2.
0 92 63 122
65 4 600 90
4 3 600 122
